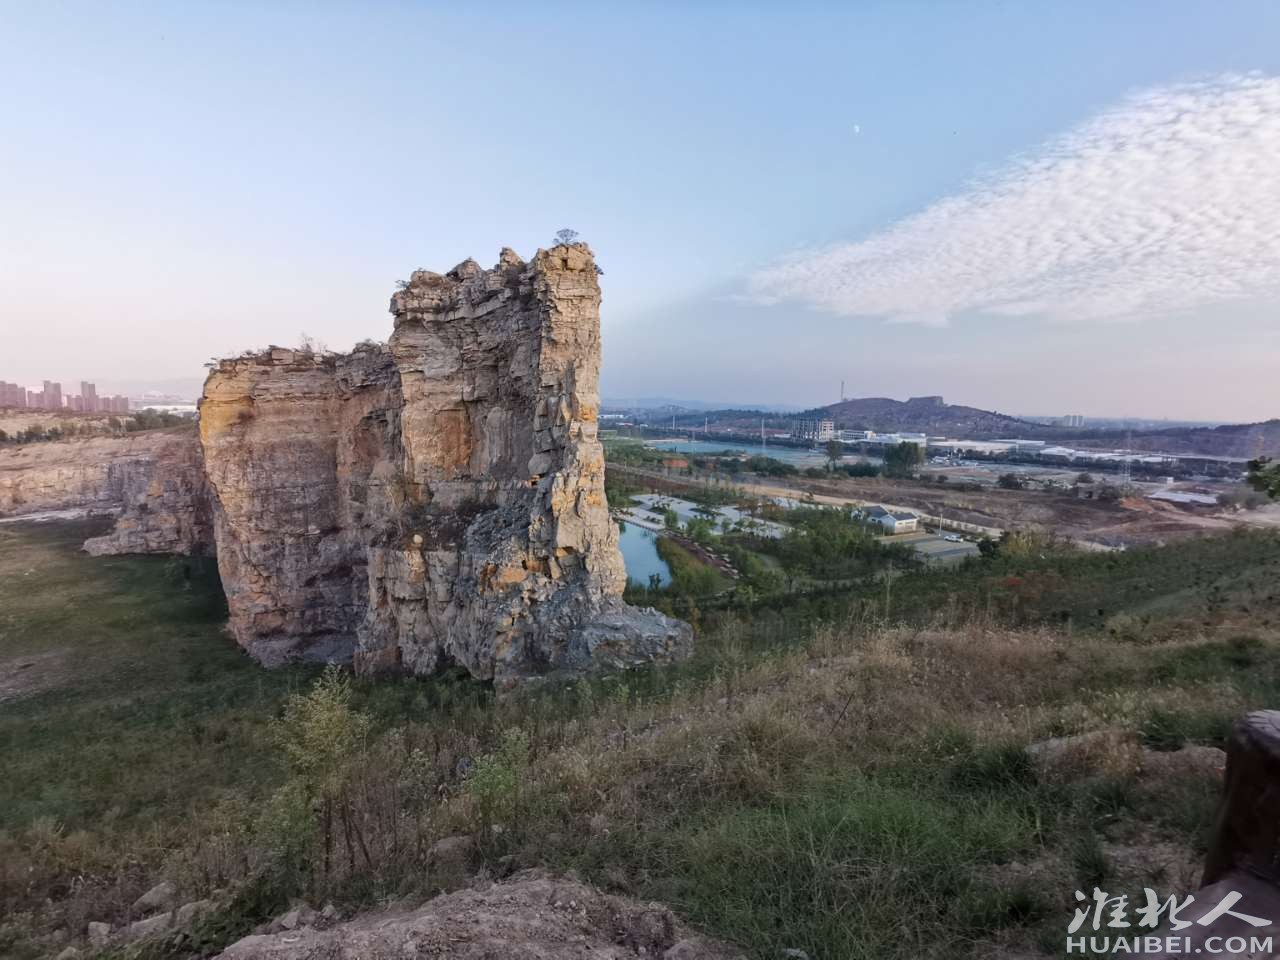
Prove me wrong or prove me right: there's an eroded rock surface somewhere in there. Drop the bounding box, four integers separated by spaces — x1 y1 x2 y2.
0 431 195 519
82 431 213 556
216 874 743 960
198 245 690 682
198 343 401 665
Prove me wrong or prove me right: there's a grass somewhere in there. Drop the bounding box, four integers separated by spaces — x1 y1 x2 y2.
2 520 1280 959
0 519 318 830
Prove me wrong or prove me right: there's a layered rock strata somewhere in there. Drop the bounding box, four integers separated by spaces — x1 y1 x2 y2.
82 431 213 555
197 246 690 683
0 430 205 526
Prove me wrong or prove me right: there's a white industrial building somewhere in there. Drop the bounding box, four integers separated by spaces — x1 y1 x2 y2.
864 505 920 534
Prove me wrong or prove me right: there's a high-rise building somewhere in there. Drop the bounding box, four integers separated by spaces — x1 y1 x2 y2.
42 380 63 410
80 381 98 413
0 381 28 407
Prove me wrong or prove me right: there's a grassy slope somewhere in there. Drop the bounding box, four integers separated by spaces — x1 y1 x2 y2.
2 521 1280 958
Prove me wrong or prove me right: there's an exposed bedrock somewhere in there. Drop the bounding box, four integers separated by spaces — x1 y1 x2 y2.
0 431 198 520
82 430 214 556
198 245 690 684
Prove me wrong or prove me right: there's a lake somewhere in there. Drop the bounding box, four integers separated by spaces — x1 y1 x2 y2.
616 521 671 587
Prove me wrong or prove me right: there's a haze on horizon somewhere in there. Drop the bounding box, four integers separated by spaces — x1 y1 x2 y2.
2 2 1279 424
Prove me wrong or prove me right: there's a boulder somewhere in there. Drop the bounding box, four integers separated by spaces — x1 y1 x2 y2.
132 879 177 913
124 913 171 942
215 873 742 960
175 899 215 927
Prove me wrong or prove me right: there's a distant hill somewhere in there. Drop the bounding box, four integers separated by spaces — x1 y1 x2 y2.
807 395 1037 438
1065 419 1280 460
603 396 808 413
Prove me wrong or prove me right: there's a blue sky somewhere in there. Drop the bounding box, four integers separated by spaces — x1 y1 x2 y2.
2 2 1278 420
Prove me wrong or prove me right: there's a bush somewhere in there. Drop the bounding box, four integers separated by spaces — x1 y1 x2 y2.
266 665 373 887
467 728 531 832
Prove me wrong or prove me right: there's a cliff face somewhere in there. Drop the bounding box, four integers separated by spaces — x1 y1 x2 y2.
198 246 689 684
0 431 206 526
82 431 214 556
197 344 402 665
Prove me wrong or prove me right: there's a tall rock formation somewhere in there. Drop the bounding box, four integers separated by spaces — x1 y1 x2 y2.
198 245 690 684
198 343 401 666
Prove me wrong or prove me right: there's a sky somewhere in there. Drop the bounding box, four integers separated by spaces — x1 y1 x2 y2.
1 1 1278 421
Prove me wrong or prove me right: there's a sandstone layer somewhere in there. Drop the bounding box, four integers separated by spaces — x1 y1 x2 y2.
198 245 690 683
82 430 214 556
0 431 201 522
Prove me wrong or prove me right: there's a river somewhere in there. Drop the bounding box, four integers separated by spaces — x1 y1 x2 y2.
616 521 671 587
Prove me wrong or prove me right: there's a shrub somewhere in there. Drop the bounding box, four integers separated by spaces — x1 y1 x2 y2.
467 727 531 832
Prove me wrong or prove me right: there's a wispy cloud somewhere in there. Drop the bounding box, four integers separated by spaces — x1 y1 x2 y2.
749 73 1280 325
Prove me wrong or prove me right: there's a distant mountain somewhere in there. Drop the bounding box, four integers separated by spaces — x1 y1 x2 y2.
1064 419 1280 460
603 396 807 413
809 395 1278 458
807 395 1037 437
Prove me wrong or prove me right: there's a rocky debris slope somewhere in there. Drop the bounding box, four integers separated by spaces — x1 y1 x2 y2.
0 431 198 519
198 245 690 683
215 874 743 960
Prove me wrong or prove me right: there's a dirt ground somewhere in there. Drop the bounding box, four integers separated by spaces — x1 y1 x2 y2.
781 474 1249 546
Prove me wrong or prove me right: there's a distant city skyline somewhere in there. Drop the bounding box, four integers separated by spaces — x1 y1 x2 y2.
2 3 1279 422
0 377 131 413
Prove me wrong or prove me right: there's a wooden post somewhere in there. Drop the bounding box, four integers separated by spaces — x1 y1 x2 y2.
1204 710 1280 885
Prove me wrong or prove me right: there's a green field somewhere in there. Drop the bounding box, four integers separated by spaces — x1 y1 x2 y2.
3 519 1280 959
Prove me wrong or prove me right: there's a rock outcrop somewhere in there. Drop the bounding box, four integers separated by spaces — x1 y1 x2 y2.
198 245 690 684
82 432 213 556
197 342 401 665
0 430 205 526
215 873 744 960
